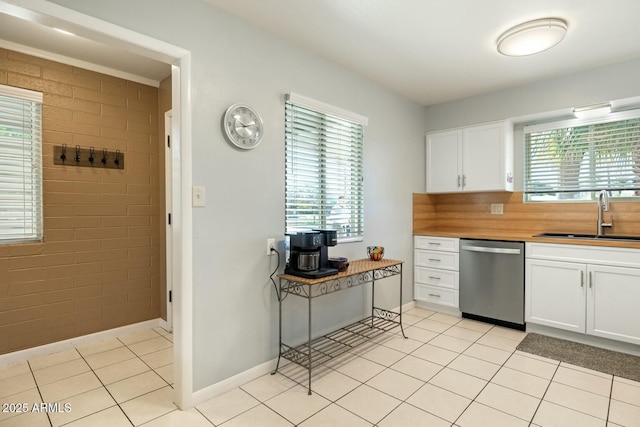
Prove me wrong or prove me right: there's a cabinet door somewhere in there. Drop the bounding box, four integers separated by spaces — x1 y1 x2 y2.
426 130 462 193
462 123 505 192
587 265 640 345
525 259 586 333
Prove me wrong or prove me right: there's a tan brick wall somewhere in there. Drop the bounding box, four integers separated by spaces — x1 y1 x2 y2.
0 48 162 354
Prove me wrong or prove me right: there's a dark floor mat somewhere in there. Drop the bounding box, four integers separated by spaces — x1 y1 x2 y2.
517 333 640 383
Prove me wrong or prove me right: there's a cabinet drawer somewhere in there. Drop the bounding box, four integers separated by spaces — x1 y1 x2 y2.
415 267 459 289
415 236 459 252
415 249 459 270
415 284 459 308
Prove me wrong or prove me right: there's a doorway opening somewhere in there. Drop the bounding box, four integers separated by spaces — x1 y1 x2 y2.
0 0 194 409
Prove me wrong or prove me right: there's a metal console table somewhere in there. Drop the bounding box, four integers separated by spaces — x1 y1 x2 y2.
273 258 406 394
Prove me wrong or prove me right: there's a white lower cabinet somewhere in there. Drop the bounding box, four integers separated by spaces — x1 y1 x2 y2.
587 265 640 344
526 243 640 346
414 236 459 310
526 259 585 333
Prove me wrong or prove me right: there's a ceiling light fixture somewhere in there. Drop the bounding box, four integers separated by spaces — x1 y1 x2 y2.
53 28 75 36
497 18 567 56
573 102 612 119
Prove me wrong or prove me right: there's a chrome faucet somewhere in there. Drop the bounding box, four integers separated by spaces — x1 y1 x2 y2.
597 190 613 236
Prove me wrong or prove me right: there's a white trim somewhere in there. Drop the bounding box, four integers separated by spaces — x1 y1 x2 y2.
193 358 277 405
286 92 369 126
0 319 162 365
524 108 640 134
0 0 184 63
414 301 463 318
401 300 416 312
0 39 161 87
159 318 171 332
172 57 194 410
0 81 43 101
164 110 173 332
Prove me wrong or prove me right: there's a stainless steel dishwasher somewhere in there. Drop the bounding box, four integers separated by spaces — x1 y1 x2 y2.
459 239 525 330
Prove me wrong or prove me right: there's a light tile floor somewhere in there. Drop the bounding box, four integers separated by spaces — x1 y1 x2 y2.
2 309 640 426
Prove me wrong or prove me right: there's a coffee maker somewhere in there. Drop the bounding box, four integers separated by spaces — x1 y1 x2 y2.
285 229 338 279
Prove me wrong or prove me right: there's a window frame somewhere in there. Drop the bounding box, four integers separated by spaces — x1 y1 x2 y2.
523 109 640 202
0 84 43 244
284 93 368 243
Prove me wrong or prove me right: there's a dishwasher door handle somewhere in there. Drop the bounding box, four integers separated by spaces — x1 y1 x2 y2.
462 245 521 255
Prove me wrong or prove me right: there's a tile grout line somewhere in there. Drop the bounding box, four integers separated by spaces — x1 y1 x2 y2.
605 376 614 425
26 357 54 427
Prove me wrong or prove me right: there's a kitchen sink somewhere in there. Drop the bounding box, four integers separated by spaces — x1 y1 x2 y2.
534 232 640 242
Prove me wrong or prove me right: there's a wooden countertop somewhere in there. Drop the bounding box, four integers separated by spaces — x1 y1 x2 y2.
414 229 640 249
278 258 404 284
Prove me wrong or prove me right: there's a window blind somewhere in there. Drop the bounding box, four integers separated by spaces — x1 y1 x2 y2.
285 94 366 241
524 110 640 200
0 85 43 243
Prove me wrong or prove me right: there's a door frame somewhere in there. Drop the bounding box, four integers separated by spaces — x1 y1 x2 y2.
164 110 173 332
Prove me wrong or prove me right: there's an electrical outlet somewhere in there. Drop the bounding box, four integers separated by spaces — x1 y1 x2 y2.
491 203 504 215
266 238 275 255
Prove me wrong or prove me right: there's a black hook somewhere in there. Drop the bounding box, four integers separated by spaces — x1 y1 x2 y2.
101 148 108 165
114 150 121 166
60 144 67 162
88 147 95 164
75 145 81 162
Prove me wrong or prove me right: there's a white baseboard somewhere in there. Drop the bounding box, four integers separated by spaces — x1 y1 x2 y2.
192 358 277 406
414 300 462 317
0 318 163 366
401 300 416 312
159 318 172 333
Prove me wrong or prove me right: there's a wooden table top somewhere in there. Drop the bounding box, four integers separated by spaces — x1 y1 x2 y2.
278 258 403 284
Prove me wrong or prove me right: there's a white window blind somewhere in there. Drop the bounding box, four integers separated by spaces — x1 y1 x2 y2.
285 93 367 242
524 110 640 201
0 85 43 243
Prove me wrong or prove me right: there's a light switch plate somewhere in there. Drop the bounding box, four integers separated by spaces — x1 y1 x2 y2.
192 186 205 207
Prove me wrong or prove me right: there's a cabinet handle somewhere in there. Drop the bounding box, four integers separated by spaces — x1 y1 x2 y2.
428 242 441 246
428 293 441 298
589 271 593 289
428 276 441 280
428 258 441 262
580 271 584 287
457 175 461 188
462 175 466 188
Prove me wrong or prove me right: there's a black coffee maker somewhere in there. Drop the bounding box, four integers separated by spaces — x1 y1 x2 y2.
285 229 338 279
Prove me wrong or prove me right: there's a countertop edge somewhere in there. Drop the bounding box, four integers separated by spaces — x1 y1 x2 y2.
413 230 640 249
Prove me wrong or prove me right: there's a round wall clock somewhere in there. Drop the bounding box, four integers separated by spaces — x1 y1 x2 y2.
223 103 264 150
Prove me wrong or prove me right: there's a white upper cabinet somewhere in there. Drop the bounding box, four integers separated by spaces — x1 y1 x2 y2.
425 129 462 193
425 121 514 193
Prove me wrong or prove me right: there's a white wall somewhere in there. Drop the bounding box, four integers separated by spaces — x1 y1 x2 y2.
48 0 425 390
424 58 640 191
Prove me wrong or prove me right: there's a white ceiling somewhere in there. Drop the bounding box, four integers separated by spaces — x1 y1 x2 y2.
205 0 640 106
2 1 640 105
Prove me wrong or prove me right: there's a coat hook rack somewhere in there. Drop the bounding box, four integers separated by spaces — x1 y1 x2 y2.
53 145 125 170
